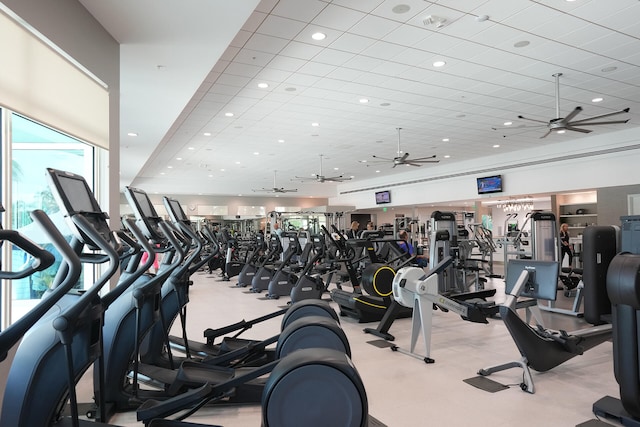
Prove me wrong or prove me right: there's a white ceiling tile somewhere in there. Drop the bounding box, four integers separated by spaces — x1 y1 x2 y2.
470 0 532 23
501 3 560 32
241 11 267 32
383 23 431 46
361 40 407 60
266 55 307 72
435 0 491 14
229 30 253 47
216 74 252 88
560 24 612 47
580 34 639 59
271 0 327 22
330 0 385 14
311 48 356 66
329 32 378 53
312 4 367 31
233 48 275 67
224 62 263 78
257 15 308 39
349 14 403 39
244 33 289 54
297 61 338 77
325 67 366 82
279 41 324 60
412 31 466 55
256 67 293 83
343 55 385 71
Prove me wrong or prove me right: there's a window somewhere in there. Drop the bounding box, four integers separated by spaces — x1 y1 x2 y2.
9 113 95 322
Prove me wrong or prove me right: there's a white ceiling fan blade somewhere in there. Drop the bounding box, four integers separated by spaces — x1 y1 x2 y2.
372 154 393 161
569 107 630 125
410 155 438 161
539 129 553 139
568 119 630 126
399 152 410 162
564 125 592 134
518 115 549 125
405 162 422 167
561 106 583 123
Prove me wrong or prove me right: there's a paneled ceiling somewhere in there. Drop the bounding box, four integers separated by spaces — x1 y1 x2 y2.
79 0 640 198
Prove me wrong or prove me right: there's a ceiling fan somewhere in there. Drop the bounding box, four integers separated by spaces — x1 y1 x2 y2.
371 128 439 167
295 154 352 183
252 170 298 193
517 73 630 139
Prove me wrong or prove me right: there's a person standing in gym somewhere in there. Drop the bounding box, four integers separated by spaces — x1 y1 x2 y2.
560 223 573 267
346 221 359 238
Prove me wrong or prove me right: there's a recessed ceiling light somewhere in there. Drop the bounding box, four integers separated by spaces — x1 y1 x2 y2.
442 138 449 142
602 66 617 73
557 130 566 134
359 160 367 163
176 157 183 161
433 60 446 67
493 144 500 148
350 175 355 179
359 98 369 104
278 139 285 143
476 14 489 22
334 167 339 170
253 152 260 155
504 121 513 126
225 112 234 117
514 40 530 48
203 132 211 136
220 168 225 172
258 82 269 88
392 4 411 14
160 172 165 175
311 122 319 127
235 161 241 164
444 155 451 158
311 32 326 41
167 165 173 169
208 174 213 178
188 147 195 150
127 132 138 137
375 170 381 173
592 97 604 103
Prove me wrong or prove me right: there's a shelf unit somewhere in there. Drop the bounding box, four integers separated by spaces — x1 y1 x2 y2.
558 202 598 237
558 202 597 268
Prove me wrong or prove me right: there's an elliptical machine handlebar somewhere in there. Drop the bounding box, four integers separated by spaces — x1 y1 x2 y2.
0 209 82 362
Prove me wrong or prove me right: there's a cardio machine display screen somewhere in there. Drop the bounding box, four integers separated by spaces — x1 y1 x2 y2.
476 175 503 194
131 188 158 219
505 259 559 301
49 170 100 213
166 198 188 222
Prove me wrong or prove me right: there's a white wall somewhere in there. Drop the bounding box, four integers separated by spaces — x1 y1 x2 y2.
331 127 640 210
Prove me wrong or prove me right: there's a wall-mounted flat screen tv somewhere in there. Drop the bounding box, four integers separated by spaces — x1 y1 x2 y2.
477 175 503 194
375 190 391 205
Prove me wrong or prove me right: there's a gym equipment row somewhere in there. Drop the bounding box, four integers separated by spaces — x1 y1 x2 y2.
0 168 371 427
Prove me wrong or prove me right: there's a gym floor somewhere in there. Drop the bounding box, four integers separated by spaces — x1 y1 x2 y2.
102 268 617 427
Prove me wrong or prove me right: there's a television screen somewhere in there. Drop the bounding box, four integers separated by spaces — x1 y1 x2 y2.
477 175 503 194
375 190 391 205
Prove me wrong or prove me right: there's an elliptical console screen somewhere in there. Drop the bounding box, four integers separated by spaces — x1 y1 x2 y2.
165 197 188 222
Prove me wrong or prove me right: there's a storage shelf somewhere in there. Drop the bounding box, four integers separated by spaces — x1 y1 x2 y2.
560 214 598 217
